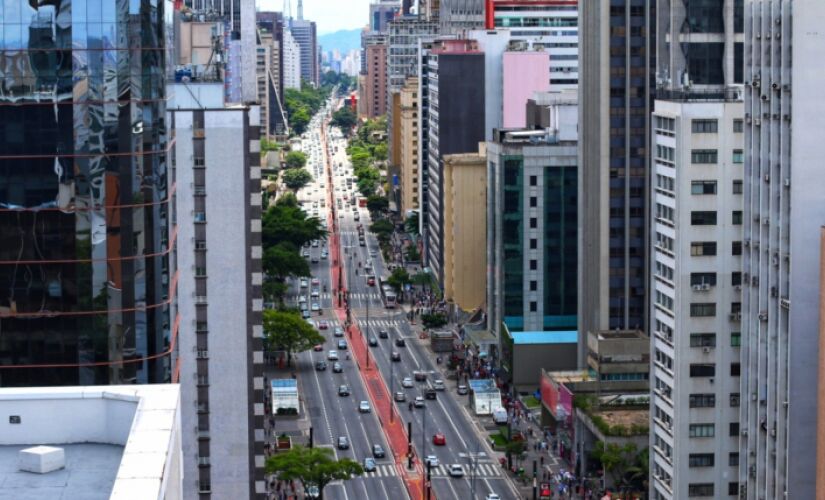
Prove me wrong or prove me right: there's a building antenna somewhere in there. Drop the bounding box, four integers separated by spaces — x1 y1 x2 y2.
283 0 291 20
297 0 303 20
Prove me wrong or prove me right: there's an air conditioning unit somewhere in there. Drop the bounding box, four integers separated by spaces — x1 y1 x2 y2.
735 285 742 291
709 378 714 384
770 428 776 437
692 284 704 291
702 347 712 354
758 312 768 322
701 283 710 291
784 178 791 187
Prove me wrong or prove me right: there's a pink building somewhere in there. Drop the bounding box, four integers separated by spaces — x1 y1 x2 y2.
502 51 550 128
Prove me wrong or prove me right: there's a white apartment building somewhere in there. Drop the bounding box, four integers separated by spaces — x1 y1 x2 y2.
283 29 302 90
650 100 744 500
740 2 825 499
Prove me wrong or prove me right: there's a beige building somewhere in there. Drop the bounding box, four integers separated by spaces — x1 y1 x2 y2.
399 78 420 215
362 35 388 118
441 146 487 312
256 29 281 138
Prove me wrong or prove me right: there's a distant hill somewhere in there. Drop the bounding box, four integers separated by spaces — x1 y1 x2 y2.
319 28 362 55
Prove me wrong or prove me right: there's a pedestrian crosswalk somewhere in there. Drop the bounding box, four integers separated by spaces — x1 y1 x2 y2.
359 319 404 328
363 464 398 478
429 463 501 478
290 292 383 301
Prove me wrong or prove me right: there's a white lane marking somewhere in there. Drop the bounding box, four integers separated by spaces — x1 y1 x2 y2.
434 475 463 499
310 352 334 439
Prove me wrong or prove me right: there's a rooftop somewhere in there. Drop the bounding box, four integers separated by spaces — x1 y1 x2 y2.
511 330 578 345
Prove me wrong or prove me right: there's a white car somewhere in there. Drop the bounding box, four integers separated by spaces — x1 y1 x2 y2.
449 464 464 477
425 455 439 468
328 350 339 361
401 377 414 388
300 279 308 288
485 495 500 500
358 401 371 413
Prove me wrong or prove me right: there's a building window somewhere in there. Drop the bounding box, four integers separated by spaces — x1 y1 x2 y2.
729 483 740 496
691 119 718 133
530 196 537 207
691 180 717 195
729 453 740 467
732 211 743 225
530 260 537 270
688 483 714 497
530 239 538 249
691 242 717 256
691 149 718 164
690 273 717 286
733 119 744 133
194 212 207 223
688 394 716 408
729 422 739 436
656 144 675 162
732 241 742 255
689 333 716 347
691 211 717 225
732 150 744 164
688 454 715 467
530 175 537 186
530 281 537 291
730 393 740 407
530 217 537 228
733 180 743 194
689 424 715 438
731 332 741 347
530 301 537 312
730 363 740 376
690 303 717 317
732 272 742 286
690 364 716 377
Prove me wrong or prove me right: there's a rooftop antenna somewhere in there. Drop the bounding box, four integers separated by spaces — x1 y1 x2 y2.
297 0 303 20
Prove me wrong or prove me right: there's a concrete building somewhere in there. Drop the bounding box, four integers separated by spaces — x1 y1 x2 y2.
486 94 578 388
399 77 421 215
649 2 745 499
420 39 486 284
283 29 303 90
289 18 318 86
442 147 487 312
502 50 550 128
370 0 402 32
439 0 485 34
740 3 825 499
363 34 389 118
578 0 655 365
0 385 182 499
169 84 266 499
257 12 287 135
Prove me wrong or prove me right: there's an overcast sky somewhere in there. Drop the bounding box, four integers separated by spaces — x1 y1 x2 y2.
258 0 371 34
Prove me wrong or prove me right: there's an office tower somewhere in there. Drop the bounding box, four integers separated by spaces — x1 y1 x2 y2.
578 0 655 363
740 3 825 499
399 77 421 215
257 29 287 138
370 0 402 32
257 11 287 133
490 0 579 90
363 34 389 117
169 84 266 499
648 2 745 499
0 0 174 387
439 0 485 34
289 19 319 86
283 29 303 90
486 94 579 388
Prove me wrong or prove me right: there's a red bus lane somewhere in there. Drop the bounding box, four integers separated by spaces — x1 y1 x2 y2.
321 122 430 500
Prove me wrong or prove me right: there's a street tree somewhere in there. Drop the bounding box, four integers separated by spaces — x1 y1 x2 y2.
264 242 310 280
266 446 363 500
285 151 308 169
331 106 357 133
405 245 420 262
366 195 389 214
589 441 640 489
421 313 447 329
404 212 420 236
369 219 394 242
386 268 411 293
281 168 313 192
263 310 325 367
262 195 327 250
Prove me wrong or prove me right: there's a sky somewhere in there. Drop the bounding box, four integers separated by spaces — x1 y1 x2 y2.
258 0 372 34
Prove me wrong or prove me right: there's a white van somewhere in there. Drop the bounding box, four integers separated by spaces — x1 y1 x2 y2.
492 408 509 425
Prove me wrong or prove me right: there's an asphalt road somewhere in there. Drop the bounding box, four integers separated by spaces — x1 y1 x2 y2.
290 100 518 500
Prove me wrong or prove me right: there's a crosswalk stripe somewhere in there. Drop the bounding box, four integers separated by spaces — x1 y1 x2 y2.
430 464 500 477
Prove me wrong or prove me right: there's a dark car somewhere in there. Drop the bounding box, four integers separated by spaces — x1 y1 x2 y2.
337 436 349 450
424 388 437 400
391 351 401 362
363 457 377 472
338 340 348 350
395 338 406 347
378 329 389 339
372 444 386 458
338 385 350 397
368 336 378 347
315 361 327 371
332 362 343 373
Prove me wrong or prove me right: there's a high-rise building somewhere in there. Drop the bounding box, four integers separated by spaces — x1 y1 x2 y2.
283 29 303 90
399 77 421 215
289 19 319 86
363 34 389 117
370 0 402 32
420 39 486 284
649 2 745 499
257 29 286 137
578 0 656 364
169 83 266 499
439 0 485 34
0 0 174 387
740 3 825 499
257 11 287 134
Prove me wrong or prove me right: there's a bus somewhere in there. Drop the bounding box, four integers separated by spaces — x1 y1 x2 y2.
379 279 397 309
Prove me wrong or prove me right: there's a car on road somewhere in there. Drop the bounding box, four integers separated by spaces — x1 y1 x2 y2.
394 392 406 402
395 338 406 347
414 396 425 408
425 455 439 468
311 255 319 263
318 320 329 330
485 495 501 500
433 379 445 391
457 385 469 395
391 351 401 362
448 464 464 477
311 278 321 286
332 362 343 373
378 329 389 339
358 401 371 413
338 385 350 397
311 240 319 247
433 433 446 446
334 326 344 337
363 458 377 472
368 336 378 347
328 350 339 360
311 290 320 299
365 272 373 281
321 251 328 260
313 344 323 352
301 250 310 258
300 279 308 288
369 250 378 257
424 389 437 400
337 340 347 350
372 444 386 458
413 371 427 382
337 436 349 450
302 309 311 319
401 377 414 388
310 303 320 311
315 361 327 371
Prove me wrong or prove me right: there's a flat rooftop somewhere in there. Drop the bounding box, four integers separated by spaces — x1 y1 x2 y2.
0 443 123 500
592 408 650 428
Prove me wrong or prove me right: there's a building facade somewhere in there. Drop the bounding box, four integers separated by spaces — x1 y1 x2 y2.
370 0 402 32
420 39 486 284
439 0 485 34
399 78 421 215
169 85 266 499
289 19 318 86
283 29 303 90
363 35 389 118
740 2 825 499
578 0 656 364
0 0 174 387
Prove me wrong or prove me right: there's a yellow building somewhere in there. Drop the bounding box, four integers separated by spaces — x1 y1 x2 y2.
399 77 420 216
442 146 487 312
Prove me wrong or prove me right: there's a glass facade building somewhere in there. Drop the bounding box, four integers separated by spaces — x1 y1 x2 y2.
0 0 173 386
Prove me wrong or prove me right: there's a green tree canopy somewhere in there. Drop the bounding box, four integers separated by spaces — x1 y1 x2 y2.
366 195 388 215
285 151 308 169
405 245 420 262
331 106 357 133
263 310 325 366
372 143 388 162
369 219 394 239
590 441 642 489
266 445 363 500
386 268 410 293
282 168 313 191
404 212 420 236
357 177 378 197
421 313 448 329
262 195 327 250
264 242 310 280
